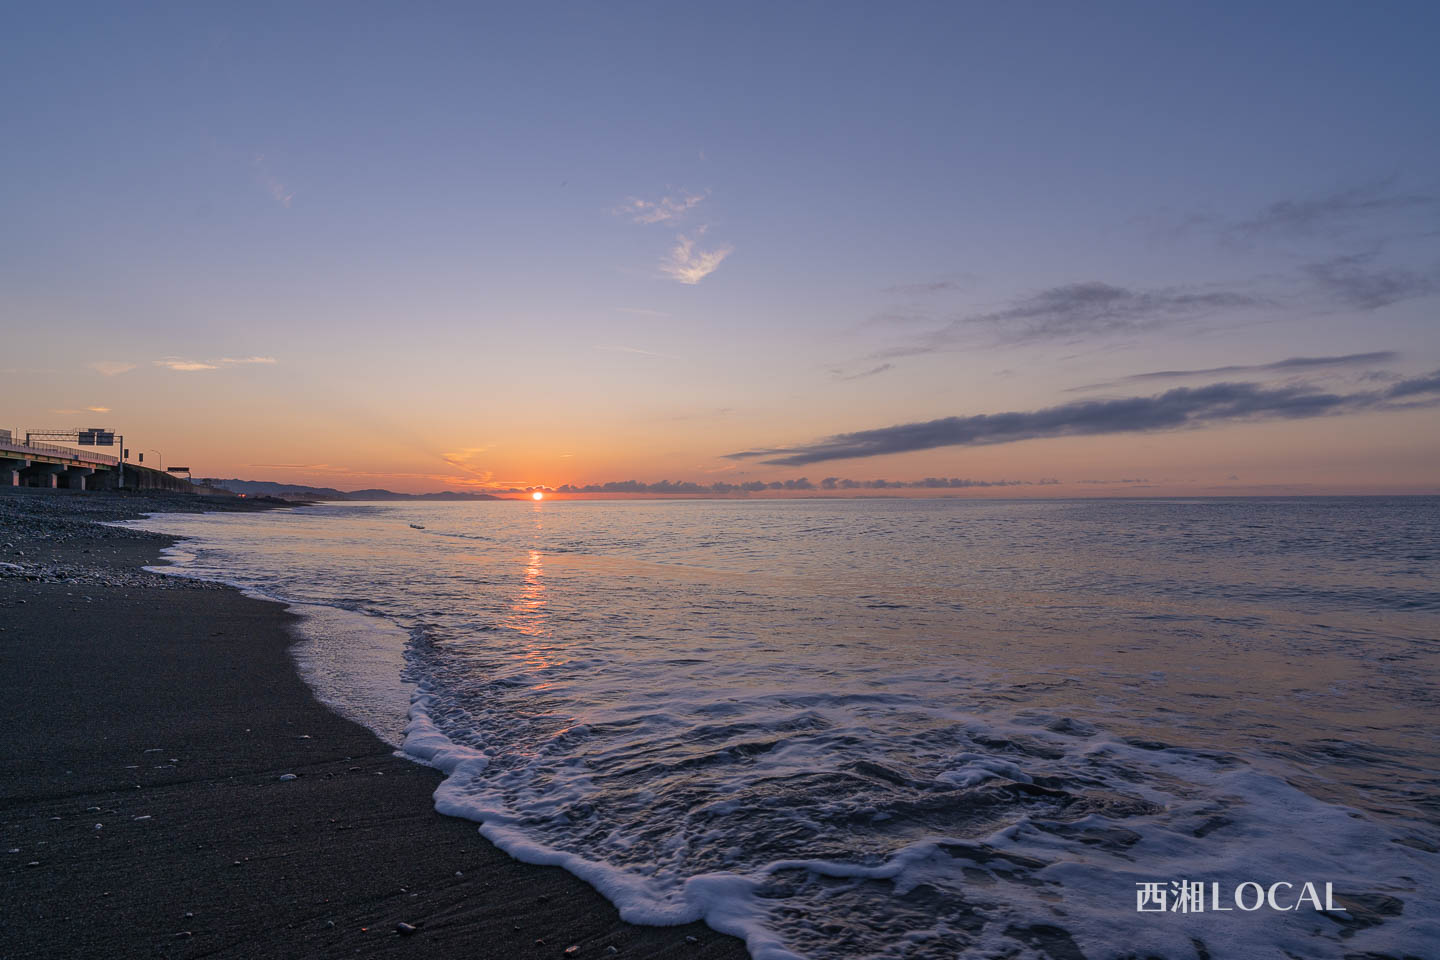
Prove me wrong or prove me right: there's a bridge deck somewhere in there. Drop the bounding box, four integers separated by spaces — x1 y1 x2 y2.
0 439 120 468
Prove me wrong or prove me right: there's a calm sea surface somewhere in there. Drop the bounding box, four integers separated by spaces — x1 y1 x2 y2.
122 497 1440 959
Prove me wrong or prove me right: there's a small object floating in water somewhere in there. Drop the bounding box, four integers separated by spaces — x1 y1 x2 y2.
565 946 580 956
278 773 298 782
409 523 425 529
395 922 418 936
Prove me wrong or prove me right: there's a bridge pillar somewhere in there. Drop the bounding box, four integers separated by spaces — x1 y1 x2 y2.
0 457 27 486
63 466 94 491
20 463 63 488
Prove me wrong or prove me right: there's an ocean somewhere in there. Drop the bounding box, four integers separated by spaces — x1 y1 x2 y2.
120 497 1440 959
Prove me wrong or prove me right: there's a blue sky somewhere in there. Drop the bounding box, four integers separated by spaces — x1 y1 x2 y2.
3 2 1438 493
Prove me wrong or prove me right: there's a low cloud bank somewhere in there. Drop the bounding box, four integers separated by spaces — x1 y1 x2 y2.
501 477 1057 496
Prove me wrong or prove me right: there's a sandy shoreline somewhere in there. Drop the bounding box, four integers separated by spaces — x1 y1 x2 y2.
0 489 746 959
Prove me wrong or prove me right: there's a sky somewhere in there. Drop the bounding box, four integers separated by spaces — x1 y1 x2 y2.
3 1 1438 496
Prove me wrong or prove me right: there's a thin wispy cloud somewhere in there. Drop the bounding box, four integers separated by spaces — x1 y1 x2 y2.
51 406 112 415
595 345 681 360
154 357 219 371
1230 183 1437 240
881 277 971 296
253 154 294 208
877 281 1264 357
88 360 136 377
1304 252 1440 310
438 446 499 484
726 370 1440 466
831 363 893 382
152 355 277 372
1066 352 1399 392
661 229 732 285
617 191 706 225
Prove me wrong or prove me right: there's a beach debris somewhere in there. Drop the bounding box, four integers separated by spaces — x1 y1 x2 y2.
184 912 194 918
396 922 418 936
7 848 18 854
174 931 192 938
325 920 335 929
25 861 40 867
685 936 700 944
605 947 619 955
565 946 581 956
86 806 101 812
278 773 298 781
535 939 546 946
134 815 152 821
93 823 103 830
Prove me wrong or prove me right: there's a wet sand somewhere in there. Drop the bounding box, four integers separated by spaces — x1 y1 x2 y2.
0 489 747 959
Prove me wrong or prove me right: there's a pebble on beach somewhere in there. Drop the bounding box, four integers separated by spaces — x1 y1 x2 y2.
395 921 418 936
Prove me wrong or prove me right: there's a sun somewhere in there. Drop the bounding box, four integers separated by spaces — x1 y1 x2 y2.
531 491 544 501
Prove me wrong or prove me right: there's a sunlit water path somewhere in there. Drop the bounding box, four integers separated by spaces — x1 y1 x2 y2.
121 497 1440 959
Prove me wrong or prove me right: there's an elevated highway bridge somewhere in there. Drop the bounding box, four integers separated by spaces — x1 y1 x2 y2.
1 429 192 492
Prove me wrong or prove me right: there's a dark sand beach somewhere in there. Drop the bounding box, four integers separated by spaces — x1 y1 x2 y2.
0 490 746 960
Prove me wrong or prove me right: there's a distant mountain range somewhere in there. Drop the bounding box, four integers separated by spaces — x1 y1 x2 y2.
210 479 508 501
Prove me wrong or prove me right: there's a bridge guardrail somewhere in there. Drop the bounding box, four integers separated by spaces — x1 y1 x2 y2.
0 439 120 466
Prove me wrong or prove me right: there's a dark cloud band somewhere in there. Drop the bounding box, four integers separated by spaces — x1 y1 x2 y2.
1067 351 1399 392
727 370 1440 467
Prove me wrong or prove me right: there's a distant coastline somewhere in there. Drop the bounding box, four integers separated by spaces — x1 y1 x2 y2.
208 478 510 501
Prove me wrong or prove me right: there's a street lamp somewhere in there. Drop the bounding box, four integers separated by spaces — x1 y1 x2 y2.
146 449 163 471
